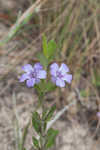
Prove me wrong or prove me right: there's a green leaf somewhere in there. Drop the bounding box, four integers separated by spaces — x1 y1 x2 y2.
42 35 57 60
45 128 59 149
43 34 48 58
32 111 41 133
32 136 40 149
43 122 47 132
38 81 56 94
47 40 57 59
45 104 56 122
44 81 56 93
36 52 48 69
42 108 48 120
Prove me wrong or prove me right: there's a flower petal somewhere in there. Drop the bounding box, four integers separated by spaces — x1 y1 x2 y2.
59 63 69 74
50 63 59 76
22 64 33 72
97 112 100 118
51 76 56 84
34 63 43 70
56 78 65 87
62 74 72 84
37 70 47 79
35 79 40 84
26 78 35 87
19 73 29 82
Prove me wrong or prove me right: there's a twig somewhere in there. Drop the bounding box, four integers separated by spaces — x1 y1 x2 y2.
47 100 76 130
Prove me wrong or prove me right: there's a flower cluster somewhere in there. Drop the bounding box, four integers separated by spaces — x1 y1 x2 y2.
20 62 72 88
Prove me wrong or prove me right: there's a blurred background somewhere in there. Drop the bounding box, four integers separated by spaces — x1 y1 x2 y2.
0 0 100 150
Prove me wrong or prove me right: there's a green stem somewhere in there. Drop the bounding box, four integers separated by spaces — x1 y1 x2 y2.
39 93 46 150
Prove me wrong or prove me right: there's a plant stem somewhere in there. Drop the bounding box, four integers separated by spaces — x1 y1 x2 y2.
40 93 46 150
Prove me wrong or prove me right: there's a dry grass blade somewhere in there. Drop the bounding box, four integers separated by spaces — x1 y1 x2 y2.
0 0 48 45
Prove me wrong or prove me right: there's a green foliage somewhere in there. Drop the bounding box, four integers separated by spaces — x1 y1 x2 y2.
42 108 48 120
44 81 56 93
32 111 41 134
37 80 56 94
37 52 48 69
31 106 58 150
45 128 59 149
43 104 56 122
43 121 47 132
42 35 57 60
32 136 40 149
47 40 57 60
92 69 100 87
37 35 57 71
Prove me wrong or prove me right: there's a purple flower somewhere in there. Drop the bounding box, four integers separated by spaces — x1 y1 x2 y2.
97 112 100 118
19 63 47 87
50 63 72 87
